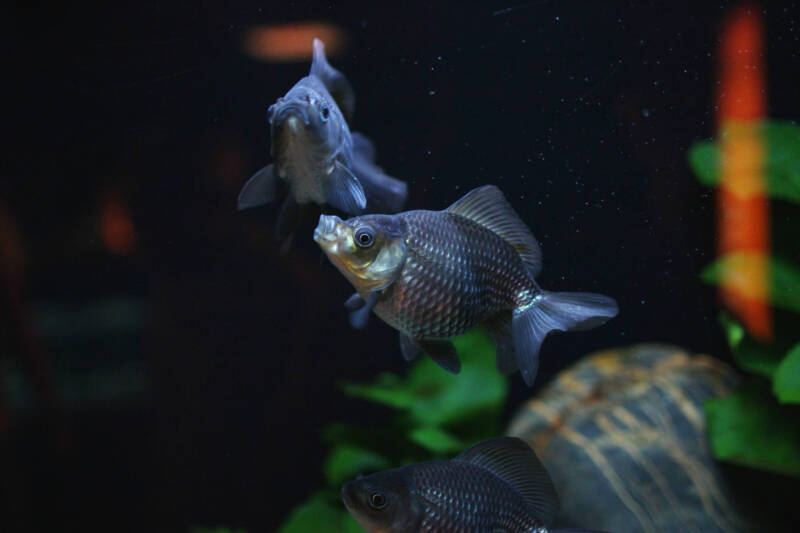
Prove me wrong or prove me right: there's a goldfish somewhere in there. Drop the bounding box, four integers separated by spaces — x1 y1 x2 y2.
237 38 407 247
341 436 605 533
314 185 618 386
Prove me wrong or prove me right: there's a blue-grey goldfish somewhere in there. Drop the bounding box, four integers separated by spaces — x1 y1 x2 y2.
314 185 617 386
238 39 407 246
342 436 606 533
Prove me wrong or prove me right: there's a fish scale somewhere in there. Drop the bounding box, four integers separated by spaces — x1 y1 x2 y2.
374 210 536 340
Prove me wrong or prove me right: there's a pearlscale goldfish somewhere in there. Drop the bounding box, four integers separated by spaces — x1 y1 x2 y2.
342 436 606 533
238 39 407 248
314 185 617 386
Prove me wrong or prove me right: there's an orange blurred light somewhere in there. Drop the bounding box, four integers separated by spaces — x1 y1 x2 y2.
716 5 771 339
242 22 345 63
101 195 137 256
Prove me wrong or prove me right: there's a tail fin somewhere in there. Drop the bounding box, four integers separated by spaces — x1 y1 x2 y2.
310 38 355 122
512 291 618 386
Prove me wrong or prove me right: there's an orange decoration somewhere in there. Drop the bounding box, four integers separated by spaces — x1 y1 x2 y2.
715 5 771 339
101 195 137 256
242 22 345 63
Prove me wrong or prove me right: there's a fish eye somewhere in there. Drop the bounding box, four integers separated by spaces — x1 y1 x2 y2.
355 227 375 248
320 105 330 121
368 492 387 510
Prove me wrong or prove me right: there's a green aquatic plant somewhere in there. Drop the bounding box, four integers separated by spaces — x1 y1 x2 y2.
689 119 800 477
278 329 509 532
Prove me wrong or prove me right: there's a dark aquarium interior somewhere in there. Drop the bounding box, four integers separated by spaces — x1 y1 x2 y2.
3 1 800 532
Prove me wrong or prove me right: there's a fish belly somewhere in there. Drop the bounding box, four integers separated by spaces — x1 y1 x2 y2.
277 133 327 205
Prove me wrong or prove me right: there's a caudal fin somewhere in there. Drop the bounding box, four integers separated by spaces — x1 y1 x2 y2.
512 291 618 386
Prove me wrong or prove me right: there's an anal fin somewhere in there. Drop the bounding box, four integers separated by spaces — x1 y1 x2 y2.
483 313 517 375
399 333 421 362
417 339 461 374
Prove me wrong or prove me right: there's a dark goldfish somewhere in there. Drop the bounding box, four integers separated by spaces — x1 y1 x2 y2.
238 39 407 248
314 185 618 386
341 436 606 533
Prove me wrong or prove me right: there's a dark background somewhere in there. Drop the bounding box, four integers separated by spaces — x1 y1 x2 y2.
2 1 799 531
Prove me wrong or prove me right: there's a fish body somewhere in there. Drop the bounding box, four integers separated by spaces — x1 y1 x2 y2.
314 185 618 386
341 436 603 533
371 209 533 340
238 39 407 247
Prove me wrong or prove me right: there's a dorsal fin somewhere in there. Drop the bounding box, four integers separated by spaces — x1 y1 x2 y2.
447 185 542 276
310 38 355 122
454 437 559 526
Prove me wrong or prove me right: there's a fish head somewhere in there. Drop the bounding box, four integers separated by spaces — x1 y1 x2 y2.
341 470 421 533
314 213 407 294
268 80 348 156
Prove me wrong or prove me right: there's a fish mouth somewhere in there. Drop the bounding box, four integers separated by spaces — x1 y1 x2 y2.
313 214 343 245
271 102 311 130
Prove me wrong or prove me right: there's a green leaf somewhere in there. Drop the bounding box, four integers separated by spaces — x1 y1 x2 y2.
718 314 785 378
771 257 800 313
688 120 800 203
277 492 356 533
719 313 745 348
323 445 391 486
342 330 508 428
409 426 464 454
701 254 800 314
705 381 800 477
688 141 717 187
773 344 800 404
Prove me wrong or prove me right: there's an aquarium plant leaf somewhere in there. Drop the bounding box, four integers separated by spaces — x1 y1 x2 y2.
719 313 745 347
773 344 800 404
718 314 785 378
689 120 800 203
324 445 391 486
342 330 508 428
409 426 465 454
688 141 717 187
706 381 800 477
702 254 800 314
277 492 357 533
770 257 800 313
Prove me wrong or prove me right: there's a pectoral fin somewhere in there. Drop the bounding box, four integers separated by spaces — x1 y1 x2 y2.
237 164 278 211
348 290 380 330
344 293 365 311
324 161 367 214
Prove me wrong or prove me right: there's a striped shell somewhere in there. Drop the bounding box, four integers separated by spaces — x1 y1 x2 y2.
507 344 749 533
